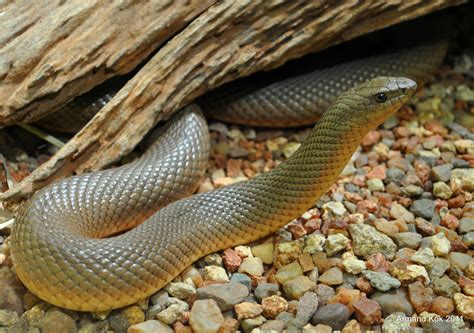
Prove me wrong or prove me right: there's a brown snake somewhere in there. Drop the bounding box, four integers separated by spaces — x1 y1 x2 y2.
10 76 417 311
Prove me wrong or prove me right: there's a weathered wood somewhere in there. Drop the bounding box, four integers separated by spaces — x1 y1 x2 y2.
0 0 465 202
0 0 215 125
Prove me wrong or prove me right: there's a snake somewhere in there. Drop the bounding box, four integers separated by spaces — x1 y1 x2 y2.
8 37 447 312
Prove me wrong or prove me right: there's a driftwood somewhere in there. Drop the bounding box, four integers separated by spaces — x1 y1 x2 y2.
0 0 465 202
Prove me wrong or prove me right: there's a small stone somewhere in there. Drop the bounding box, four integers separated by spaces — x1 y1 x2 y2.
0 309 19 327
356 277 374 294
128 320 173 333
261 295 288 319
181 267 203 288
415 217 436 236
410 199 435 220
459 217 474 234
430 296 454 316
401 184 423 197
196 283 249 311
303 234 325 254
411 248 435 266
314 285 335 306
254 283 279 302
156 300 189 325
164 282 196 300
230 273 252 292
288 292 319 328
222 249 242 272
459 275 474 296
371 291 414 317
234 302 263 320
448 251 473 271
218 318 239 333
121 305 145 326
433 181 453 199
362 270 400 291
463 232 474 247
382 312 411 333
38 309 76 333
251 243 274 265
428 258 450 281
312 324 332 333
241 315 266 332
298 253 315 272
390 261 430 285
390 202 415 223
318 267 343 285
283 142 301 158
362 130 381 147
204 266 229 282
353 298 382 325
366 253 390 273
374 218 399 236
408 281 434 314
367 178 385 192
239 257 264 276
329 288 361 312
393 232 422 249
431 164 453 182
453 293 474 320
432 276 461 297
234 245 253 258
310 303 351 330
189 299 224 333
348 223 397 260
283 276 317 300
428 232 451 256
342 252 366 274
324 233 349 256
259 319 285 332
322 202 347 217
275 262 303 284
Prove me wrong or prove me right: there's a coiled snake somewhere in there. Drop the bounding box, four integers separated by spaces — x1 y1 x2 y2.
9 40 446 312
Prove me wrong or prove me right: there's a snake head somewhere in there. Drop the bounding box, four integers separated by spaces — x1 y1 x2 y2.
342 76 417 130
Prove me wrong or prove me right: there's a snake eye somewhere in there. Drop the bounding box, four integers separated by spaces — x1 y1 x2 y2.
374 93 387 103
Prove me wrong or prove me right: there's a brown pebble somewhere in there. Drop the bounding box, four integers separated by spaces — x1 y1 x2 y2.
366 253 389 273
312 252 331 274
366 165 387 180
408 281 434 314
222 249 242 273
298 253 314 272
353 297 382 325
342 319 362 333
441 214 459 230
173 322 192 333
234 302 263 320
287 221 307 239
226 159 242 177
448 194 465 208
304 218 321 233
329 287 361 312
362 130 381 147
356 277 375 295
459 276 474 296
261 295 288 319
218 318 239 333
430 296 454 316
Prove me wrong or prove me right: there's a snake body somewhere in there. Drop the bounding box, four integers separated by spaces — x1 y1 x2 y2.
11 76 416 311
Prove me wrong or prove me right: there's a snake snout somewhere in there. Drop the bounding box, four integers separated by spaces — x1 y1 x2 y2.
395 77 417 100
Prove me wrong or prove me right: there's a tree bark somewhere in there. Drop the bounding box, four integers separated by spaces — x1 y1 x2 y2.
0 0 465 202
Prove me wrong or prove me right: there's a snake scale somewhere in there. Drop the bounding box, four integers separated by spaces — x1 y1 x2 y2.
9 39 446 312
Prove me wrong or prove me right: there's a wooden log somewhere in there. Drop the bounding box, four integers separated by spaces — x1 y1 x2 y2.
0 0 465 202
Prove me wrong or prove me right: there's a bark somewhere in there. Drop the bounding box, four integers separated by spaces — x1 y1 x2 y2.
0 0 465 202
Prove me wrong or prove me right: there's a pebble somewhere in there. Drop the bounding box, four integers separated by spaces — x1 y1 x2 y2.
230 273 252 292
38 309 76 333
261 295 288 319
204 265 229 282
448 251 472 271
374 218 399 236
370 290 414 317
314 284 335 306
128 320 173 333
318 267 343 286
156 300 189 325
348 223 397 260
238 257 264 276
408 281 434 314
254 283 279 302
283 276 316 300
432 276 461 297
329 288 361 312
298 253 315 272
189 299 225 333
324 233 349 256
366 253 390 273
312 324 332 333
251 243 274 264
353 298 382 325
362 270 400 291
310 303 351 331
459 217 474 233
342 252 366 274
410 199 436 219
431 163 453 182
275 262 303 284
234 246 253 258
219 318 239 333
196 282 249 311
453 293 474 320
433 181 453 199
234 302 263 320
428 232 451 256
0 309 19 327
288 292 319 328
428 258 450 280
222 248 242 272
367 178 385 192
392 232 422 249
241 315 266 332
430 296 454 316
390 261 430 285
322 201 347 217
411 247 435 266
382 312 411 333
303 234 325 254
164 282 196 300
